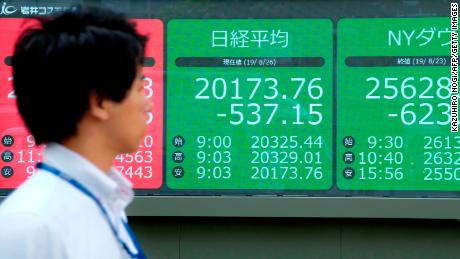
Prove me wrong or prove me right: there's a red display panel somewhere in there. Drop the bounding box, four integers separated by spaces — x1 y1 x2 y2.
0 18 40 189
0 18 164 190
113 19 164 189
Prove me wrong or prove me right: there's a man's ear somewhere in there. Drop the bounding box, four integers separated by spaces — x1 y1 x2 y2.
88 92 110 120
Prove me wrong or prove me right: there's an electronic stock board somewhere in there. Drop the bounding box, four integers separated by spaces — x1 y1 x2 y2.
0 0 458 218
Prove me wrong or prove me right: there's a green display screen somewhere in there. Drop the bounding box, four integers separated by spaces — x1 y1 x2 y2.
337 18 454 191
166 19 333 190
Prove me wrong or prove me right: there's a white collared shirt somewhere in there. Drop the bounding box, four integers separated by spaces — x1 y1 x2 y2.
0 143 137 259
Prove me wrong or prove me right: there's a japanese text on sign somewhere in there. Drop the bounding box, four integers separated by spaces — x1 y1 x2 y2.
212 30 289 48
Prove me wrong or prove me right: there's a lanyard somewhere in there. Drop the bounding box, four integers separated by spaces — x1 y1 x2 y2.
36 162 147 259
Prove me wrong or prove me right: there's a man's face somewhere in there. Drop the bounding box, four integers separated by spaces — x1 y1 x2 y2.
106 66 152 154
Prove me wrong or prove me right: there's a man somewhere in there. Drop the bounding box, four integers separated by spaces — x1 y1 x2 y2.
0 6 150 259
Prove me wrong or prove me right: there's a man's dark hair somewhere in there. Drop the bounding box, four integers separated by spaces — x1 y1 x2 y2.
12 6 147 145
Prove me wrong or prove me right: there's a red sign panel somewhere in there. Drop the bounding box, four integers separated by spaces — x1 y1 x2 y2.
0 18 164 190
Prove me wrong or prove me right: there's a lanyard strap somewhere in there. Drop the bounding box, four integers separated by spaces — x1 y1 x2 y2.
36 162 147 259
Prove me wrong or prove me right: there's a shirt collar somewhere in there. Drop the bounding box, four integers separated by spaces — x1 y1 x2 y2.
43 143 134 212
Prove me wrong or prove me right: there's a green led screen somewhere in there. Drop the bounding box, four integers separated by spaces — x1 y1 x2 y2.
166 19 333 190
337 18 454 191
